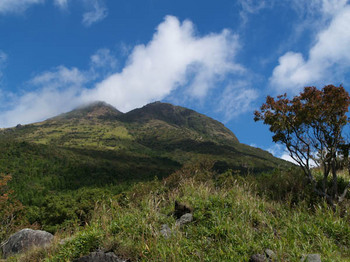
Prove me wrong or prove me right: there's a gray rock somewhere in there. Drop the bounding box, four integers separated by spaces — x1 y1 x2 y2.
265 249 276 260
301 254 321 262
1 228 53 258
176 213 193 227
249 254 266 262
74 252 126 262
160 224 172 239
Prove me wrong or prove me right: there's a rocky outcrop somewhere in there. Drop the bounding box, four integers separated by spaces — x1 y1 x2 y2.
1 228 53 258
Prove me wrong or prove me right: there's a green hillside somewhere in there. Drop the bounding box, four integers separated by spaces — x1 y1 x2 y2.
2 101 288 169
0 101 290 234
1 102 350 262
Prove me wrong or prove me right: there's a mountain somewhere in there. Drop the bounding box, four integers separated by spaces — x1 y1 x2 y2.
1 101 289 173
0 101 290 231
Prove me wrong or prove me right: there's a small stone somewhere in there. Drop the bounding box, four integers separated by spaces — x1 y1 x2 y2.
249 254 266 262
175 213 193 227
301 254 321 262
265 249 276 260
160 224 172 239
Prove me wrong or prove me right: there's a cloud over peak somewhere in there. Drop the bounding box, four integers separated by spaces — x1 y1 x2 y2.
0 16 245 127
82 15 243 112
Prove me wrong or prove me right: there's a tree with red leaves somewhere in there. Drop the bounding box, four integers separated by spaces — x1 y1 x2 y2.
0 174 25 241
254 85 350 206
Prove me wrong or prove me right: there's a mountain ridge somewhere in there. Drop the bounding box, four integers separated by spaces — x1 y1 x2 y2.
0 100 289 173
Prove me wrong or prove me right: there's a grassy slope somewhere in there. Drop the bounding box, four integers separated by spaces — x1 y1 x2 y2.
8 165 350 262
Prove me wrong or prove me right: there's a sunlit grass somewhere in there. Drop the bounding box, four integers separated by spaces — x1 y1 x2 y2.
8 167 350 262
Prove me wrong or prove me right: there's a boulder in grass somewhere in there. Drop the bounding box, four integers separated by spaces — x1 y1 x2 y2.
1 228 53 258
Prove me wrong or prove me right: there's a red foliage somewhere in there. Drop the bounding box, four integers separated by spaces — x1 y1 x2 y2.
255 85 350 205
0 174 25 241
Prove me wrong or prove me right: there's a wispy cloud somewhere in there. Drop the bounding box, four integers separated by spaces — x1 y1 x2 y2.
266 144 298 164
216 81 258 121
90 48 117 71
30 66 88 88
270 1 350 92
82 0 108 27
0 0 108 27
266 143 317 166
0 0 43 14
0 16 245 127
0 50 7 81
237 0 271 25
54 0 69 9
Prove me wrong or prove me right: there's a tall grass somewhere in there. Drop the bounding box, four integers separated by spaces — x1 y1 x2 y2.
5 166 350 261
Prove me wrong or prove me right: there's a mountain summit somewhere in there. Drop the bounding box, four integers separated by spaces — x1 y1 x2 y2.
120 101 239 144
52 101 123 120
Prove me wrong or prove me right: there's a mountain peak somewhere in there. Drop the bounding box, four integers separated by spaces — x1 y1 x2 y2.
52 101 123 120
121 101 239 143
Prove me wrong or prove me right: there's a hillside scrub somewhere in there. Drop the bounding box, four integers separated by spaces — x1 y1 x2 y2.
0 174 26 242
8 165 350 262
255 85 350 206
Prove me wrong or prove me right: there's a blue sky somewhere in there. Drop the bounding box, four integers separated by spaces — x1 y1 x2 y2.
0 0 350 161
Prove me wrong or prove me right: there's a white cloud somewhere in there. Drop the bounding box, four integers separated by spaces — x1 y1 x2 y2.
238 0 271 25
0 66 87 127
82 0 108 26
216 81 258 121
0 50 7 80
270 2 350 92
90 48 117 70
30 66 88 88
81 15 242 112
267 144 317 166
0 87 82 127
0 16 243 127
0 0 108 27
266 144 298 164
54 0 69 9
0 0 43 14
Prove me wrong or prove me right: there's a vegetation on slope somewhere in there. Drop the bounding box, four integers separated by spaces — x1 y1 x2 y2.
0 101 291 235
5 163 350 261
